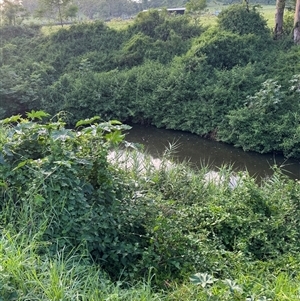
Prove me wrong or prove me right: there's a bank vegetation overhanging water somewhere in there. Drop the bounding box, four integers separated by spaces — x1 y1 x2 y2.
1 4 300 159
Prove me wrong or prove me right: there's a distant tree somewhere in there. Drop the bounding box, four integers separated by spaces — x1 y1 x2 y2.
186 0 207 13
75 0 140 20
142 0 149 9
294 0 300 43
185 0 207 23
0 0 28 25
76 0 100 19
36 0 78 26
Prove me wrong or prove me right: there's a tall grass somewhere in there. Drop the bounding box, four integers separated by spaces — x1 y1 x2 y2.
2 201 299 300
0 229 166 301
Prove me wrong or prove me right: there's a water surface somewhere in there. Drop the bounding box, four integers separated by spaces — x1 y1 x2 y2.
125 124 300 180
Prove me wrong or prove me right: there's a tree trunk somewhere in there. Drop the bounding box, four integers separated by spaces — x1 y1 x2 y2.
58 2 63 27
274 0 285 38
294 0 300 44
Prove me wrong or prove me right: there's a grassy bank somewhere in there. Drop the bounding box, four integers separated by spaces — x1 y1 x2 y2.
1 230 300 300
1 115 300 300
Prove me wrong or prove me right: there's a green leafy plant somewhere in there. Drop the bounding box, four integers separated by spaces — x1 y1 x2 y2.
0 111 154 278
219 74 300 157
217 4 270 36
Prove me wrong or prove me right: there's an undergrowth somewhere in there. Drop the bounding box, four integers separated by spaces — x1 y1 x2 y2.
0 113 300 300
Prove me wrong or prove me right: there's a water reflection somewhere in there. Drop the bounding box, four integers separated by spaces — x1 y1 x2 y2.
125 124 300 180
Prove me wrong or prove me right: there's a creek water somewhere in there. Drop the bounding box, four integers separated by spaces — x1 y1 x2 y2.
125 124 300 180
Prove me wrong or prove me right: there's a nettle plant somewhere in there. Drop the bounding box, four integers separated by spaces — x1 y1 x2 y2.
0 111 148 278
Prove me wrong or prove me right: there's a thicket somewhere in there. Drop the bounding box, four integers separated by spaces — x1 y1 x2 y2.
0 4 300 158
1 114 300 300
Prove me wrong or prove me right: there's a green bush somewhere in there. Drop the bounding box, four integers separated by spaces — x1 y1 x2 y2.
218 75 300 157
2 113 300 287
110 149 300 282
121 11 202 65
0 24 41 42
0 112 151 278
190 27 270 69
0 8 299 158
0 62 55 119
217 4 270 36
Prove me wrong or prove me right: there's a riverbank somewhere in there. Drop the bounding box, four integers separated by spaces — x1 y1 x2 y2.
1 115 300 300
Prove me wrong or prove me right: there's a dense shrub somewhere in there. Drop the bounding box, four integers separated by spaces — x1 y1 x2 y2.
0 24 41 42
217 4 270 36
218 75 300 157
1 7 300 159
129 9 164 38
41 61 172 125
0 113 151 278
189 27 271 69
110 148 300 282
2 113 300 288
121 10 202 65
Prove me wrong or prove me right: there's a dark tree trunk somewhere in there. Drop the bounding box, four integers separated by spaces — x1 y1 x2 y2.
274 0 285 38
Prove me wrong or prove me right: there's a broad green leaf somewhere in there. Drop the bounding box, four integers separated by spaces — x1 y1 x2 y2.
0 114 22 124
105 130 125 144
109 120 122 125
51 129 75 141
75 116 101 128
190 273 216 288
26 110 50 121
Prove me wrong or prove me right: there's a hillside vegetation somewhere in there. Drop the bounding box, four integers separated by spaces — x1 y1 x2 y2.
1 5 300 157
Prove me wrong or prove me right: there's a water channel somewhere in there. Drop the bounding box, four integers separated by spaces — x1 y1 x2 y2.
125 124 300 180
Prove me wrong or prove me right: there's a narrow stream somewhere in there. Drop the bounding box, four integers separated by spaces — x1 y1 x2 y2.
125 124 300 180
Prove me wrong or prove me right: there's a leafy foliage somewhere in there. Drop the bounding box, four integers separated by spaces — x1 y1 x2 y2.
219 75 300 156
1 5 300 159
1 112 300 298
190 28 270 69
0 113 154 277
217 4 270 36
0 0 28 26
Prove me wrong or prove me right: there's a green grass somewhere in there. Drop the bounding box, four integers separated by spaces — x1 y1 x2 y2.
106 18 134 31
0 230 164 301
1 225 300 300
40 24 71 35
